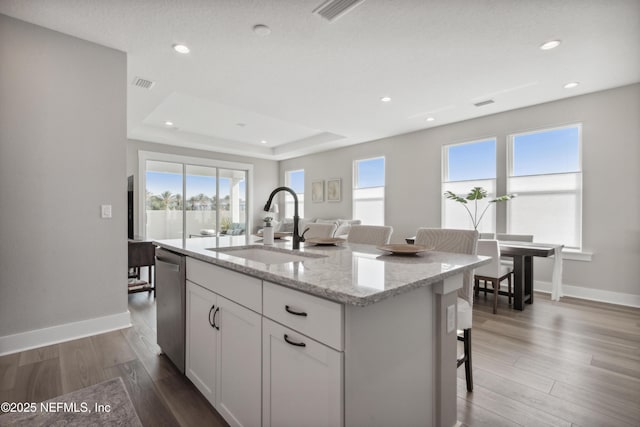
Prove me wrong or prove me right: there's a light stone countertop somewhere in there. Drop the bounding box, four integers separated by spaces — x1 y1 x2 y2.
154 235 490 306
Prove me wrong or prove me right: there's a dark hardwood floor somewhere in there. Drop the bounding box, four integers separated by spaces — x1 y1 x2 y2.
1 289 638 426
0 290 228 427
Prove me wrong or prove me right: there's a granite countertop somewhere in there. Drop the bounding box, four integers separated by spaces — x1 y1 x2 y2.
154 235 490 306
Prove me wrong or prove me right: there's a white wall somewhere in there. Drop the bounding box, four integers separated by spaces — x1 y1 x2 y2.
0 15 128 348
126 139 279 235
280 84 640 297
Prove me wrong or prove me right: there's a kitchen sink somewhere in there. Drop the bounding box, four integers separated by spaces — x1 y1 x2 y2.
208 245 325 264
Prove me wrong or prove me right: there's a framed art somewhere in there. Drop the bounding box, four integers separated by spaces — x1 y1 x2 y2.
327 178 341 202
311 180 324 202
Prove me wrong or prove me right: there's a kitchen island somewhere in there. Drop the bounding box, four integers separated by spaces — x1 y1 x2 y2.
154 235 489 427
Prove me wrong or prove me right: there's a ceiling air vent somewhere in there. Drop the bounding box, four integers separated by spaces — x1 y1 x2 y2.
131 76 156 90
313 0 366 22
474 99 495 107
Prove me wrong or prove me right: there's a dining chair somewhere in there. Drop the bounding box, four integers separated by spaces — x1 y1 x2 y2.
496 233 534 242
496 233 534 267
301 223 337 239
414 228 478 392
474 240 514 314
347 225 393 245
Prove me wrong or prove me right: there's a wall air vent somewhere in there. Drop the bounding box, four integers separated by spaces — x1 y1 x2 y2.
131 76 156 90
313 0 366 22
474 99 495 107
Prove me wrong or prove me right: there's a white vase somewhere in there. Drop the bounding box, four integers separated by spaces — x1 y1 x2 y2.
263 226 274 245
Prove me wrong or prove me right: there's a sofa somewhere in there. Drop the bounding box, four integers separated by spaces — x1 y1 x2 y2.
275 218 361 238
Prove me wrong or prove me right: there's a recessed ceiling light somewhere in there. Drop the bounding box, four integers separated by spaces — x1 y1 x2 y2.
253 24 271 36
164 121 174 126
563 81 580 89
172 44 190 54
380 96 391 102
261 140 267 144
540 40 561 50
426 117 435 122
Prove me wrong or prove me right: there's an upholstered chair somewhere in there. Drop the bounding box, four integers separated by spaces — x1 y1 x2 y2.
347 225 393 245
474 240 514 314
414 227 479 392
301 223 337 239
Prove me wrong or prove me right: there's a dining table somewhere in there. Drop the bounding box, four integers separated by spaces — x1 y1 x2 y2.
405 237 563 310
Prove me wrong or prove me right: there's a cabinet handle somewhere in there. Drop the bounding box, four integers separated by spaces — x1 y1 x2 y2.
284 334 306 347
285 305 308 317
213 307 220 330
208 305 216 327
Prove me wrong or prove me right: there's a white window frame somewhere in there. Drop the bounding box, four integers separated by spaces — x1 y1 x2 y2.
506 123 583 250
441 138 498 232
353 156 386 225
138 151 253 239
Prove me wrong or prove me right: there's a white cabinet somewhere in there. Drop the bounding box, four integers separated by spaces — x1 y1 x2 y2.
216 295 261 427
186 280 217 404
185 280 261 427
262 318 343 427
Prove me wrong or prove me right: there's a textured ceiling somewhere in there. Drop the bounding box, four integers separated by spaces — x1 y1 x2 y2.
1 0 638 160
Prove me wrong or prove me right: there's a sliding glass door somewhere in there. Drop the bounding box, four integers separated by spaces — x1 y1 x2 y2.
185 165 217 238
141 153 250 240
145 161 184 239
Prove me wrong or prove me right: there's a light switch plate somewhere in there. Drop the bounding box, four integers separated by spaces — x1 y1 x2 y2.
101 204 112 218
447 304 455 333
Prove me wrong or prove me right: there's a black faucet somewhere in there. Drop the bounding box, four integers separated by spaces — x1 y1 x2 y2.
264 186 304 250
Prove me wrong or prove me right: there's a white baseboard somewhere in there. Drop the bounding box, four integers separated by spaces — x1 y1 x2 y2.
0 311 131 356
535 280 640 308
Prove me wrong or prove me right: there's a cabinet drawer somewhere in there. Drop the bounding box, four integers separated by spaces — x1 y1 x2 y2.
263 281 343 350
187 258 261 313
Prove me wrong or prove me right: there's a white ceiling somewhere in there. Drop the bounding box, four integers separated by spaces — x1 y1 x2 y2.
1 0 638 160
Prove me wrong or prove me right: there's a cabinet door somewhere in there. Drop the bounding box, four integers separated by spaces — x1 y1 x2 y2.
185 280 217 405
216 296 262 427
262 318 343 427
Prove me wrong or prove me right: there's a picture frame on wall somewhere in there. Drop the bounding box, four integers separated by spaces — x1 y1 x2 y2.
311 180 324 203
327 178 341 202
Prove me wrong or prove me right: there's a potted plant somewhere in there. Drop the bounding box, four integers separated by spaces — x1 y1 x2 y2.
444 187 515 230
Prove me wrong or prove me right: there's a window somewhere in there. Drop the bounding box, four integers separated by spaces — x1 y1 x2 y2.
284 169 304 218
353 157 385 225
140 151 251 240
507 124 582 249
442 139 497 233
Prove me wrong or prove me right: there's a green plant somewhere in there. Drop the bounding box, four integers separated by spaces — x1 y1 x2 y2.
220 216 232 232
444 187 515 230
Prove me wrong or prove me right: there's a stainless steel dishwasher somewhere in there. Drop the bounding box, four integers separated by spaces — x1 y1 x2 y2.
155 247 186 373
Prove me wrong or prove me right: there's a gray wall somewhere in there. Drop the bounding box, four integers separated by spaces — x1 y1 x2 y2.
280 84 640 296
126 140 279 235
0 15 127 337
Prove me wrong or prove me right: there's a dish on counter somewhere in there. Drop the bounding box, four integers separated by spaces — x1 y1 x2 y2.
305 237 346 246
376 244 428 255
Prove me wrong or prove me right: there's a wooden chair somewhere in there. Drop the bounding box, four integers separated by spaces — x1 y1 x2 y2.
347 225 393 245
128 240 155 295
474 240 514 314
414 228 478 392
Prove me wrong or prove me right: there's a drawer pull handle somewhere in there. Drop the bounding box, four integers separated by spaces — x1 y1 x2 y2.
285 305 308 317
208 305 216 327
284 334 306 347
213 307 220 330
